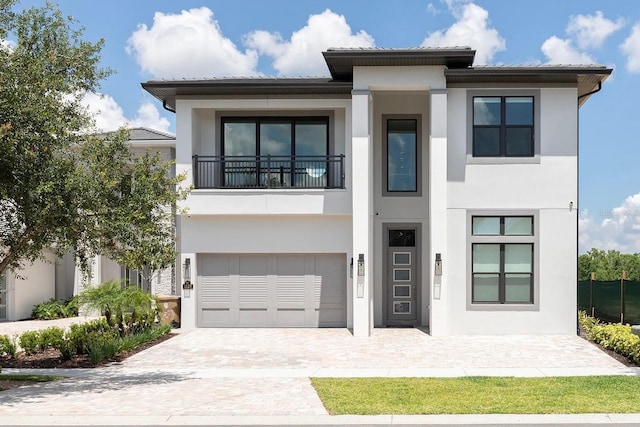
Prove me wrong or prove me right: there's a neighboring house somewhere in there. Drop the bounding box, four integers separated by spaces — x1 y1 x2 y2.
142 47 611 336
70 127 177 297
1 252 55 321
0 128 177 322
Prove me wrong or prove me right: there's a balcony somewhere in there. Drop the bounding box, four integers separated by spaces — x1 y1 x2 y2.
193 155 345 189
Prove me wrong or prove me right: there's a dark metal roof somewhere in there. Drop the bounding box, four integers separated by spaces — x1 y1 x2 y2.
323 47 476 80
445 65 612 105
141 49 612 110
142 78 353 110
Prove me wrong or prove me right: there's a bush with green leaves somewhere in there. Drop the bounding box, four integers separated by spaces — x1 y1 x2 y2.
0 334 18 358
31 296 80 320
18 330 41 355
579 311 640 364
38 326 65 352
66 318 114 355
78 280 157 336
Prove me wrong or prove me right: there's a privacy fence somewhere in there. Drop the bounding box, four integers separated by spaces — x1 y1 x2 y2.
578 275 640 324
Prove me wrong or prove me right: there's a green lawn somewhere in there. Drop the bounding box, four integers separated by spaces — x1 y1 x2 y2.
311 376 640 414
0 374 63 391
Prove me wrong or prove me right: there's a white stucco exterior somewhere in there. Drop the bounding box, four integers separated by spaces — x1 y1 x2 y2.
142 48 610 335
3 252 55 321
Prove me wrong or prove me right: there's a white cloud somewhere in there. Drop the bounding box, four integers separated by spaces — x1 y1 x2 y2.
421 2 506 64
244 9 375 76
126 7 259 78
82 92 171 133
579 193 640 253
1 38 15 50
541 36 595 64
567 11 624 50
621 23 640 73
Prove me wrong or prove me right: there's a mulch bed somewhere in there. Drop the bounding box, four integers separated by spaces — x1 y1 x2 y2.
0 332 176 369
578 327 637 367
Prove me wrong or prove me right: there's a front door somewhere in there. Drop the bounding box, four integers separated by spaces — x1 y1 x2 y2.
385 228 418 325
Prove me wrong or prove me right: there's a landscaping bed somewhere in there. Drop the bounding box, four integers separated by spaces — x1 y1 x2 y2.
0 331 174 369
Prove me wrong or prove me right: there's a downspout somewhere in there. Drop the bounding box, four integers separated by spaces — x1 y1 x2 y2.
162 100 176 113
578 81 602 101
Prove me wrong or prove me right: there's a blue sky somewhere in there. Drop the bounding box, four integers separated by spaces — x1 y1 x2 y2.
11 0 640 253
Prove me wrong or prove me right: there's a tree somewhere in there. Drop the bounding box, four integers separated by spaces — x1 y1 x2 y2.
578 249 640 281
0 0 187 280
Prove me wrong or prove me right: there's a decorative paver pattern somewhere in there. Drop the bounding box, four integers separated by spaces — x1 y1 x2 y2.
0 326 635 419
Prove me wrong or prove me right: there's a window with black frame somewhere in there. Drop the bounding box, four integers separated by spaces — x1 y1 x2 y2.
471 216 534 304
473 96 534 157
221 117 329 188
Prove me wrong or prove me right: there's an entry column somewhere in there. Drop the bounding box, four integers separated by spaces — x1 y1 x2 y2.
429 89 448 335
351 89 373 337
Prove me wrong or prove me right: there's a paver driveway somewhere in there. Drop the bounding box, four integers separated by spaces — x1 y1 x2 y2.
1 325 638 421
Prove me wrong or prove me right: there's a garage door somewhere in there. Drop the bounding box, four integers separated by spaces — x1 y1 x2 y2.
198 254 346 327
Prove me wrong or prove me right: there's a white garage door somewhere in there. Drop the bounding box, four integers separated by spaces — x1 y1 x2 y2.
197 254 346 327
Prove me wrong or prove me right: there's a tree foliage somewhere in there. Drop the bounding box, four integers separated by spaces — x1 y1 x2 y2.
0 0 187 279
578 248 640 281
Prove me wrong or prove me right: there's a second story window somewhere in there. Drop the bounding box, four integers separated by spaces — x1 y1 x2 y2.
473 96 534 157
192 116 344 189
222 117 328 158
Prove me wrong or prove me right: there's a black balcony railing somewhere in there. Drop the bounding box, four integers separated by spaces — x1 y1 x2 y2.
193 155 345 189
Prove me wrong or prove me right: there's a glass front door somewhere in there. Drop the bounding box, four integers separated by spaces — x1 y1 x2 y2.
386 228 418 325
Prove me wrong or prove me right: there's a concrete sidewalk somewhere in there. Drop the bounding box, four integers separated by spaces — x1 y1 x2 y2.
1 327 640 425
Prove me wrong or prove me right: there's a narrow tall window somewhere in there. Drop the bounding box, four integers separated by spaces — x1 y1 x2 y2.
473 96 534 157
387 119 417 192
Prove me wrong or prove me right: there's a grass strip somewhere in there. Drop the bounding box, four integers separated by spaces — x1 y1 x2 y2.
311 376 640 414
0 374 64 391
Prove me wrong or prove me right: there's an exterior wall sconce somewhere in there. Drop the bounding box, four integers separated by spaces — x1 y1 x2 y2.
350 257 353 278
357 254 365 276
435 253 442 276
182 258 193 290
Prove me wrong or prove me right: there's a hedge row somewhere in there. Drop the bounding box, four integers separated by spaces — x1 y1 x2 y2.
0 319 170 364
579 311 640 364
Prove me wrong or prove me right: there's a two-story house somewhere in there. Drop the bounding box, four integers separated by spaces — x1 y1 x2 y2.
143 47 611 336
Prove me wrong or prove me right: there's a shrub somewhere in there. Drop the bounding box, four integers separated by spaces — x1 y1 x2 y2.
31 296 79 320
0 334 18 358
38 326 65 351
67 318 114 355
18 330 41 355
79 280 157 336
580 312 640 365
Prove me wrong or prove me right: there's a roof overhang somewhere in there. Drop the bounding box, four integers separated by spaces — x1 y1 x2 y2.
445 66 613 106
322 47 476 80
142 78 353 111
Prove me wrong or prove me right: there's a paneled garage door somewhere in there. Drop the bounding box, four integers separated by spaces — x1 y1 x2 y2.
197 254 346 327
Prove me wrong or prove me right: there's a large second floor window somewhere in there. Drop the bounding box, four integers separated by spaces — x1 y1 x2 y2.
211 117 339 188
473 96 534 157
222 117 328 157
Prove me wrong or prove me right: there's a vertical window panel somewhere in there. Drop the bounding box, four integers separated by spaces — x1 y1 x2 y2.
473 244 500 273
505 97 533 125
504 244 532 273
224 122 256 156
473 97 501 125
387 119 417 192
260 123 291 156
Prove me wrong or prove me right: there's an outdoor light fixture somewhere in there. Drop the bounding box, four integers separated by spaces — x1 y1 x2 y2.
182 258 193 290
435 253 442 276
357 254 365 276
350 257 354 278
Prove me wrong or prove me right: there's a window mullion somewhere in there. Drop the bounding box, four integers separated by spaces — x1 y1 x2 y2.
499 243 506 303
